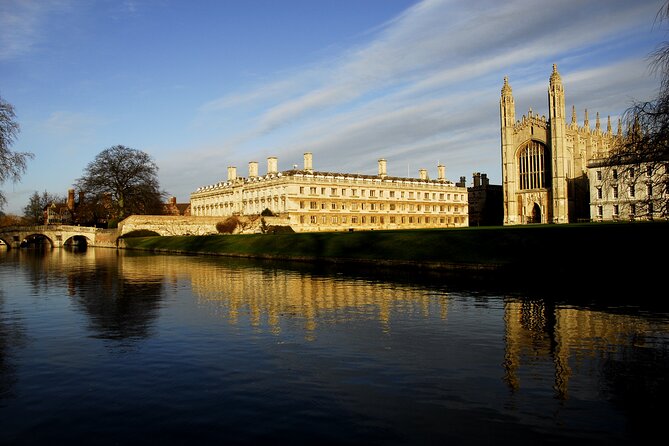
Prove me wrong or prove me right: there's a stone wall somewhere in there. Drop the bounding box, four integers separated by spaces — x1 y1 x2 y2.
118 215 293 237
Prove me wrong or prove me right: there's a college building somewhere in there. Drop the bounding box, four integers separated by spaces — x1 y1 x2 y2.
501 64 623 224
190 153 468 232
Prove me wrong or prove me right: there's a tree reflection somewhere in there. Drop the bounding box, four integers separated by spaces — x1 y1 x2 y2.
0 290 25 400
67 263 164 342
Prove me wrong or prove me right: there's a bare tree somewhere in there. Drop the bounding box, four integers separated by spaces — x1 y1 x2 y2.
600 2 669 219
75 145 166 226
0 96 34 209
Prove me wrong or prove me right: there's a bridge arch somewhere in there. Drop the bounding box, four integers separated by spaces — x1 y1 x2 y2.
64 235 92 248
21 233 55 249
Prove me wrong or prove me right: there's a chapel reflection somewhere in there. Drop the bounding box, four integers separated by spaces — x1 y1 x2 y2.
503 299 669 401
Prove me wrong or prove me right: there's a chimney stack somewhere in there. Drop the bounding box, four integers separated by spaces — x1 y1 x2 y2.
227 166 237 182
67 189 75 210
419 168 428 181
267 156 278 174
437 164 446 182
248 161 258 178
303 152 313 173
378 159 387 178
473 172 481 187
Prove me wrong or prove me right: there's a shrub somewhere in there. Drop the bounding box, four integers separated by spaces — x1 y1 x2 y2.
216 216 239 234
260 208 275 216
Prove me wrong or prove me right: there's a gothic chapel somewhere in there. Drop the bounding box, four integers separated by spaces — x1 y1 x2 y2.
500 64 619 224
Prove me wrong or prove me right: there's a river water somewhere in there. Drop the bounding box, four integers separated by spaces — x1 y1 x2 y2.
0 247 667 445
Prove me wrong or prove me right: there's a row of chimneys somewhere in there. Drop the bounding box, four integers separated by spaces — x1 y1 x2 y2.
226 152 447 182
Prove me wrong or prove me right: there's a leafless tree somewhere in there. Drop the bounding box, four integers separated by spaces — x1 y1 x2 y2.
75 145 166 226
0 96 33 209
600 2 669 219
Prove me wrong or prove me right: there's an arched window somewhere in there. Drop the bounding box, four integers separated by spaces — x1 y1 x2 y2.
518 141 547 190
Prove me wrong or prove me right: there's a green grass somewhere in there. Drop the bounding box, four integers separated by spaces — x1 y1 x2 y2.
121 221 668 274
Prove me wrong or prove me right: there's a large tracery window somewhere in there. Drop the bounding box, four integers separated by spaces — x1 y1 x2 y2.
518 141 547 190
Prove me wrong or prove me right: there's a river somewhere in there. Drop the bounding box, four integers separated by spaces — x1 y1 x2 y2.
0 247 667 445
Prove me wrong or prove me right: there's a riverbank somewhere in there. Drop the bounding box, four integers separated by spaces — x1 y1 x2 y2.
119 221 667 278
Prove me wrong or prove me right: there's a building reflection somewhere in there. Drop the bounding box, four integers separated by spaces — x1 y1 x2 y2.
10 248 668 407
503 299 669 400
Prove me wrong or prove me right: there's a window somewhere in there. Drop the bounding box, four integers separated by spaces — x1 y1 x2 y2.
518 140 547 190
647 183 653 196
597 187 602 199
390 216 396 223
596 170 602 181
351 217 358 224
300 201 305 209
331 203 338 210
331 188 337 195
321 216 327 223
612 169 618 180
310 201 317 209
310 187 317 194
629 185 635 198
332 216 338 224
390 204 396 211
300 187 304 194
613 205 619 216
612 186 618 199
369 190 375 197
310 216 317 223
321 203 326 210
631 204 636 215
628 167 635 178
321 187 326 194
597 206 603 217
390 191 395 198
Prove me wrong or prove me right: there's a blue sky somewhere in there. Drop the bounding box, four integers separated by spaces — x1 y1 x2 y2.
1 0 666 214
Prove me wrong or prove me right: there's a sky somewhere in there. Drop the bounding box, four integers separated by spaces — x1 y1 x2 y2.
1 0 667 215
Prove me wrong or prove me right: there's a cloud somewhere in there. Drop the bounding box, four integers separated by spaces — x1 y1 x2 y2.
0 0 71 60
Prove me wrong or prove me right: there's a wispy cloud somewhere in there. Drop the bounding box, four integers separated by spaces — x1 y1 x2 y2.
0 0 71 60
197 0 660 151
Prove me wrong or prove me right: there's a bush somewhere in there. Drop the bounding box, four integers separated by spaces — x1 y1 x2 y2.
120 229 161 238
266 225 295 234
216 216 239 234
260 208 275 217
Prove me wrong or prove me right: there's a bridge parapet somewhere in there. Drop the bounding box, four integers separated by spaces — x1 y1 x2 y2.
0 225 118 249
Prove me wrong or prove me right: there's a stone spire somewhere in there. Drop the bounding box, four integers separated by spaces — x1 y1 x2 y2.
607 115 612 134
584 109 589 130
571 105 577 125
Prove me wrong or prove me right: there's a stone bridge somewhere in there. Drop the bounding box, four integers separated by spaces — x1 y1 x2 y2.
0 225 119 249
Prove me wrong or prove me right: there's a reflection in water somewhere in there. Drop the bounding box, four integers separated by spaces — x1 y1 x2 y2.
0 248 667 444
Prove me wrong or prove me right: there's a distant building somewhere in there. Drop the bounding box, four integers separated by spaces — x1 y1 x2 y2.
500 64 620 224
190 153 468 232
467 172 502 226
44 189 81 225
164 196 191 216
587 159 666 221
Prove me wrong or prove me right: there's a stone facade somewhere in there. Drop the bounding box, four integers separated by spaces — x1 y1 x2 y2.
587 159 667 221
190 153 468 232
467 172 503 226
500 65 620 224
